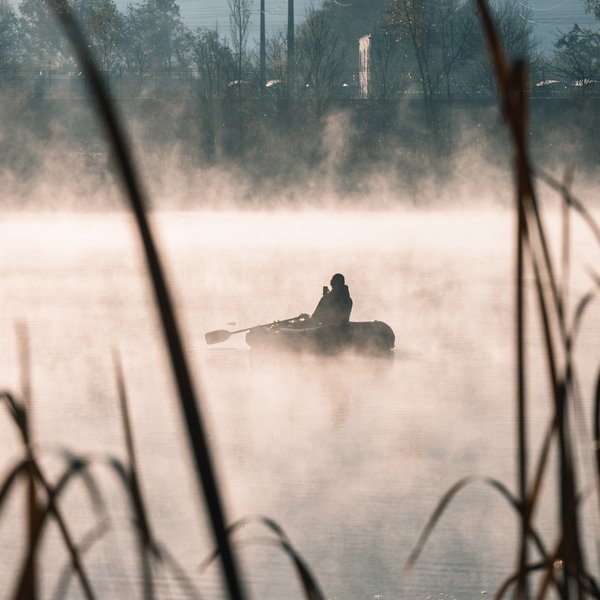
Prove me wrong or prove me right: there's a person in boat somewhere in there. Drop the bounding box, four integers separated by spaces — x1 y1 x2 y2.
307 273 353 326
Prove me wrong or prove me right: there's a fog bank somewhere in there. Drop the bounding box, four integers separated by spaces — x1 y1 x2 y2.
1 91 599 212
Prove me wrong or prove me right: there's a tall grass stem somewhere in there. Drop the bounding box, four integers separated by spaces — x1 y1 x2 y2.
42 2 246 597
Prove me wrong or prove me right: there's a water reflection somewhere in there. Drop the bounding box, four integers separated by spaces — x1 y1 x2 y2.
1 210 599 598
204 347 250 370
245 350 396 427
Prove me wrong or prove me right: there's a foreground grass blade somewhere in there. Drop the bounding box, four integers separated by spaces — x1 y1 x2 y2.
158 546 205 599
559 171 573 319
595 370 600 510
474 6 533 586
16 322 41 600
277 539 325 600
52 519 111 600
106 458 155 597
43 2 245 598
2 377 41 600
569 292 596 353
475 2 591 594
0 391 28 443
0 458 32 511
405 476 549 572
14 456 96 600
114 351 158 598
105 454 204 599
199 515 326 600
494 562 548 600
492 560 600 600
537 169 600 252
113 352 155 551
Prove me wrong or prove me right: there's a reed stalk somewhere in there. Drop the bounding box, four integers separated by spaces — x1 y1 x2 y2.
406 2 600 597
2 0 600 597
1 390 97 599
41 1 245 598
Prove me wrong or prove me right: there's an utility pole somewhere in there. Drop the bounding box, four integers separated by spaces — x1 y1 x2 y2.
260 0 266 88
287 0 294 95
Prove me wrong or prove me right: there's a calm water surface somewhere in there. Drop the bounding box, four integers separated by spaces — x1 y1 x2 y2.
1 209 599 599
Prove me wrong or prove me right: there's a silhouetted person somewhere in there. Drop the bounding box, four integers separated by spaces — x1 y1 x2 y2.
310 273 353 325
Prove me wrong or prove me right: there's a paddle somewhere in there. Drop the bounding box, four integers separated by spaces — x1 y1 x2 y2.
205 315 306 345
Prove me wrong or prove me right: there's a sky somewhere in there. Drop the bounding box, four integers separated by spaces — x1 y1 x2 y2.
126 0 593 53
7 0 596 52
118 0 324 45
161 0 594 37
527 0 595 50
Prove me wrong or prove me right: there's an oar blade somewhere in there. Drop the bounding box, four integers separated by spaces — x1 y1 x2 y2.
205 330 231 345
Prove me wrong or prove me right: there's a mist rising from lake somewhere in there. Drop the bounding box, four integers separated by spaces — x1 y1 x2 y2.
1 209 599 598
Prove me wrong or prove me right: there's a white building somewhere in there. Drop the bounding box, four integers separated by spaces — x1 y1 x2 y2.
359 34 371 99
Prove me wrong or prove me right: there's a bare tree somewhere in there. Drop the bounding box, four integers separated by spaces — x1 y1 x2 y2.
437 1 477 98
357 29 408 140
553 24 600 97
384 0 475 100
585 0 600 20
461 0 538 96
192 27 235 159
287 0 295 93
0 0 21 80
264 29 289 109
296 6 345 118
123 0 185 79
72 0 125 75
368 29 408 100
193 27 234 100
228 0 252 101
266 30 288 83
383 0 464 139
384 0 438 104
171 21 194 79
19 0 69 71
259 0 266 87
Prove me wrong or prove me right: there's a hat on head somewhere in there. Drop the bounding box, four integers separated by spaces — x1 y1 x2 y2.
330 273 345 287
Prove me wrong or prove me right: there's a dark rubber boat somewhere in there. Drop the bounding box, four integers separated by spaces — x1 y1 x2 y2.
245 320 395 354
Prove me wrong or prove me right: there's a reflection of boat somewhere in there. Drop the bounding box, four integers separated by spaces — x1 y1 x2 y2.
245 320 395 354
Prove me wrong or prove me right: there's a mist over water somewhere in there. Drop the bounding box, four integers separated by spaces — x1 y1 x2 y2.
0 80 536 213
1 206 600 598
3 0 600 595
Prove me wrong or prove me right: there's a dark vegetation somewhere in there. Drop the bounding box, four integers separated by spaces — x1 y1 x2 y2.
1 0 600 206
406 2 600 595
2 0 600 598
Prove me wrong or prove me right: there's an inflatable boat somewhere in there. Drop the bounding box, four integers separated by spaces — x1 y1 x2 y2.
245 320 395 354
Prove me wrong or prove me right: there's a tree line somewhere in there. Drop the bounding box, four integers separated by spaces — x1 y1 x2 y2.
0 0 599 192
3 0 599 97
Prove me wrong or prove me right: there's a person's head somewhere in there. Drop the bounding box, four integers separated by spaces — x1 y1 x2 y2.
330 273 345 288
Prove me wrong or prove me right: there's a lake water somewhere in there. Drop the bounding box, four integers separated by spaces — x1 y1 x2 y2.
1 209 599 599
